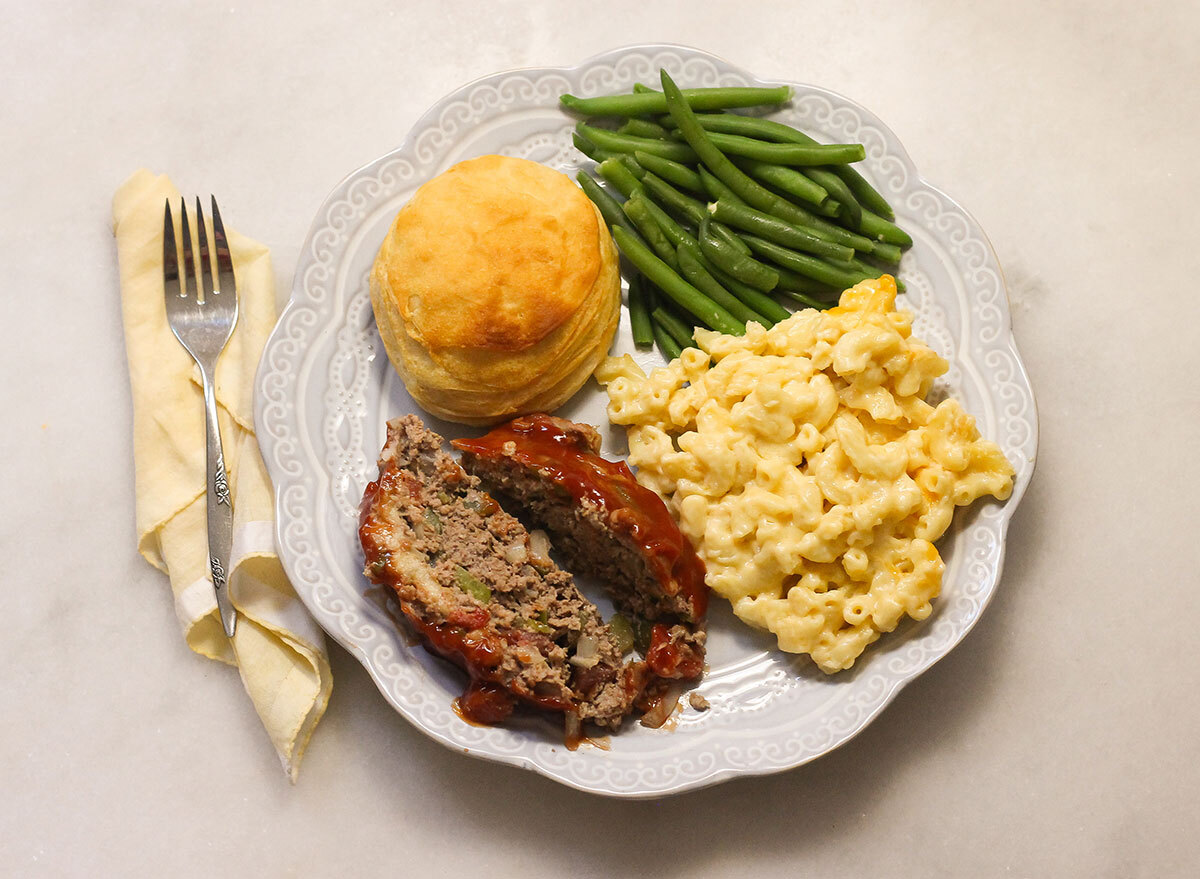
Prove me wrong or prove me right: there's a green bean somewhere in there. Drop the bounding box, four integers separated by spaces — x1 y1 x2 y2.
576 123 698 163
859 207 913 247
659 70 878 256
708 217 751 254
760 191 878 254
561 85 792 118
640 198 775 319
598 157 644 199
699 216 779 292
769 265 842 298
779 289 832 310
627 274 654 348
692 112 820 142
698 166 747 206
677 119 868 224
842 253 906 291
575 172 637 237
692 113 895 219
591 152 645 182
632 151 704 194
705 163 830 252
631 83 656 94
621 154 646 179
840 168 896 221
677 129 865 166
638 194 784 323
708 199 854 262
651 318 684 362
705 264 791 324
740 233 874 289
640 170 707 225
869 241 903 264
611 225 745 335
817 199 844 218
715 157 875 254
651 306 696 349
729 156 829 208
572 132 605 163
623 195 679 271
803 167 862 228
618 118 671 139
693 171 755 252
641 276 660 310
638 196 691 248
676 243 773 327
709 219 760 262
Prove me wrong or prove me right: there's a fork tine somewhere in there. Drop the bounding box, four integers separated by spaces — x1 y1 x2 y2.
179 197 195 300
162 200 180 297
210 196 235 292
195 196 215 301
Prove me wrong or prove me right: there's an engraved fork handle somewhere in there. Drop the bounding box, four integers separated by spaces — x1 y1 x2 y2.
200 365 237 637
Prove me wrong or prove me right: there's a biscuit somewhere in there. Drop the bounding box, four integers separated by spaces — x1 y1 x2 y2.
369 155 621 425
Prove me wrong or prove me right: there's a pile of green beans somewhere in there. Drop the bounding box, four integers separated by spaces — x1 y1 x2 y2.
561 70 909 362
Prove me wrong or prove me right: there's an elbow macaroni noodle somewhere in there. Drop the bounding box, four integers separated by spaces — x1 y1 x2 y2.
596 277 1014 672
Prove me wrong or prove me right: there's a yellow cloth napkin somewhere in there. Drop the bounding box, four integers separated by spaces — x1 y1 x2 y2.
113 169 332 780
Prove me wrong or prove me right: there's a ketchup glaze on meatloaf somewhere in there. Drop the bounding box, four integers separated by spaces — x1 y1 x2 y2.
454 414 707 681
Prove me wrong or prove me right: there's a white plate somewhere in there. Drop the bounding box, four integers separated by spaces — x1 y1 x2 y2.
254 44 1038 798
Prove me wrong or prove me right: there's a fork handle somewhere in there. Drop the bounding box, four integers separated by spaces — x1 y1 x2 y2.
201 370 238 638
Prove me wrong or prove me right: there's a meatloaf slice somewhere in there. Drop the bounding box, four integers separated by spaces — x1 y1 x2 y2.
359 415 638 728
453 414 708 682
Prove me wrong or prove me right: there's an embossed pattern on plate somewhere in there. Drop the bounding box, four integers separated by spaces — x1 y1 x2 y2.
254 44 1038 798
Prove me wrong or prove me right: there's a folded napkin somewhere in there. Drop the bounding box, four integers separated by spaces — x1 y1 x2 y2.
113 169 331 780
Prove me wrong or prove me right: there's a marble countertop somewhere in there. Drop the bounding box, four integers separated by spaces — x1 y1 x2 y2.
3 2 1197 876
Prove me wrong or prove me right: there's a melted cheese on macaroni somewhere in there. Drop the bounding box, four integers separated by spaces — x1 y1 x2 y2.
596 277 1014 672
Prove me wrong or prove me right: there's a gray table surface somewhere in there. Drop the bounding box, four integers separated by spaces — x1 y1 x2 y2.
3 1 1197 876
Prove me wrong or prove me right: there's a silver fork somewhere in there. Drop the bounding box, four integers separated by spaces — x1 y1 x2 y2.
163 197 239 638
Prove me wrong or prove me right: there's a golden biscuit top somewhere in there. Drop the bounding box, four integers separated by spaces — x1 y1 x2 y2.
376 155 602 353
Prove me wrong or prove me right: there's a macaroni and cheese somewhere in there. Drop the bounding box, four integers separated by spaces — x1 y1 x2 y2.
596 276 1014 672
